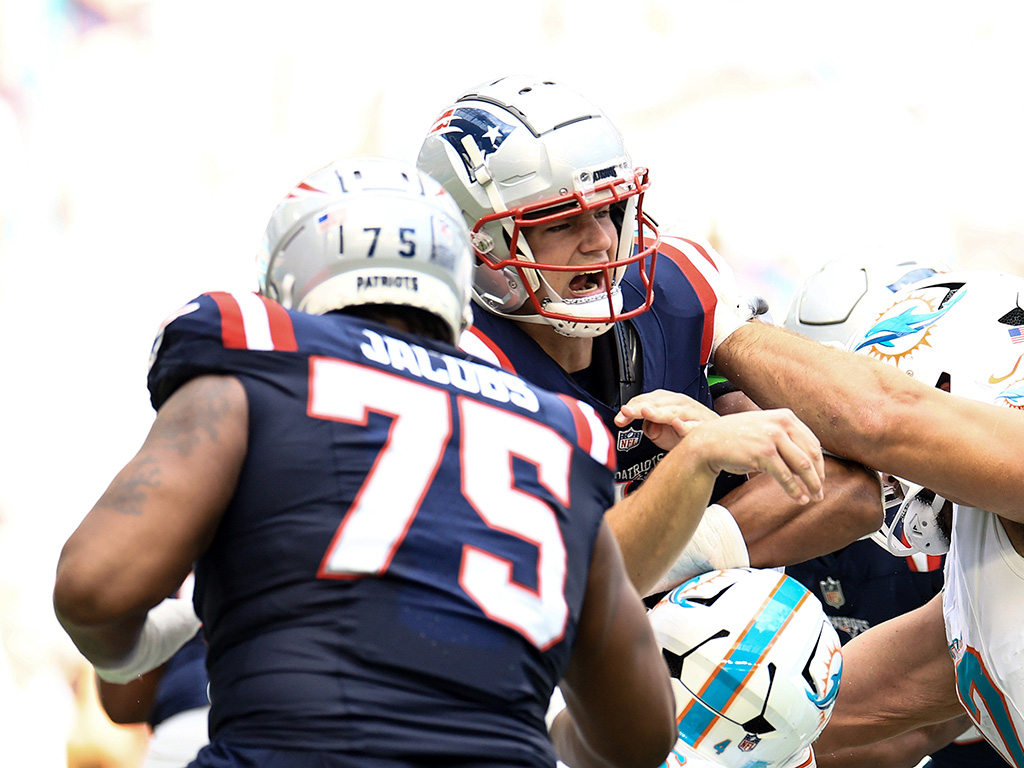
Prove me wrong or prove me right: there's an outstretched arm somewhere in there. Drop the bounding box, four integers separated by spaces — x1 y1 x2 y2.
692 388 884 567
609 391 825 595
53 375 247 673
715 322 1024 521
722 456 883 568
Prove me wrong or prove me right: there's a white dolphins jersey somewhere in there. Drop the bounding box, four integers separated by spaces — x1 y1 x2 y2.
943 505 1024 767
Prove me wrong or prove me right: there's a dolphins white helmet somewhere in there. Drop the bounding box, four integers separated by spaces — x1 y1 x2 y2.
416 75 659 338
783 257 949 347
649 568 843 768
849 269 1024 555
256 156 474 344
783 257 949 555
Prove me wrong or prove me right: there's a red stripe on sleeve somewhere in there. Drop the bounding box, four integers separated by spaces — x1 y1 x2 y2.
207 292 247 349
467 326 517 373
657 238 719 364
260 295 298 351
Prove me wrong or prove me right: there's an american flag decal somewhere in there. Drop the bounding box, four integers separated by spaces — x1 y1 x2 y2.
316 207 346 233
1009 327 1024 344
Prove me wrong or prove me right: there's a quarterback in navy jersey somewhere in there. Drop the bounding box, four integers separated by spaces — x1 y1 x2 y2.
418 75 879 597
461 233 718 498
53 158 678 768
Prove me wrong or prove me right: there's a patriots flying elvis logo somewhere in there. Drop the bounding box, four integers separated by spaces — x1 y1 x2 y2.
854 287 965 360
429 107 516 182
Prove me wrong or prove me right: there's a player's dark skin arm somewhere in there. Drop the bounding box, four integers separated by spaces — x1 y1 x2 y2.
53 375 247 668
550 522 676 768
712 389 883 566
96 666 165 724
722 455 883 568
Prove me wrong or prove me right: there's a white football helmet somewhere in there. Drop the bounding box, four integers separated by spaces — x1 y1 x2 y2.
416 75 660 338
849 269 1024 555
783 257 949 347
649 568 843 768
783 257 949 555
256 157 473 344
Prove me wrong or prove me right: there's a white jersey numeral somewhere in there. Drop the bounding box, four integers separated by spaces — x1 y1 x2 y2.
308 357 570 649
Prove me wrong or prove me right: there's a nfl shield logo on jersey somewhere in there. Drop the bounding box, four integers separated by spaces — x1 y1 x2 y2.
616 427 643 452
819 577 846 608
739 733 761 752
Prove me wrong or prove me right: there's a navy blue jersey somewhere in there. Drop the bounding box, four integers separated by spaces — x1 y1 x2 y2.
785 538 944 644
461 234 718 497
148 292 616 766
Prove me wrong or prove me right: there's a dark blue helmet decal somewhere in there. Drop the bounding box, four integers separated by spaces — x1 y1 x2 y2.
427 107 516 181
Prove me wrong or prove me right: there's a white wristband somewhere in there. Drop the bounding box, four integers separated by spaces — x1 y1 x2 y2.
93 597 202 684
712 295 768 359
647 503 750 596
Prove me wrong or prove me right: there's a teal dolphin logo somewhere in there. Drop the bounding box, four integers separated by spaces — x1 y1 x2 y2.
855 288 965 352
807 662 842 710
998 382 1024 408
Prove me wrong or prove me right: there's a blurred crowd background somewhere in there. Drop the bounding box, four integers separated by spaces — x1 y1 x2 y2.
2 0 1024 764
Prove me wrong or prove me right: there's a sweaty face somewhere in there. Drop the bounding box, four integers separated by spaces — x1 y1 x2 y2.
520 207 618 302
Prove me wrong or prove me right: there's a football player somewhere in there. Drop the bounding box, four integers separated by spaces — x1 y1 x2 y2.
781 258 1004 768
54 157 686 768
417 75 883 598
707 268 1024 767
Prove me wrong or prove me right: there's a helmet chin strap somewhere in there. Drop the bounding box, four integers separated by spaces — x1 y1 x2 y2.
460 134 546 304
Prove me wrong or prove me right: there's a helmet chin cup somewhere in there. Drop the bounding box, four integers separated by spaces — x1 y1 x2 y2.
872 479 950 556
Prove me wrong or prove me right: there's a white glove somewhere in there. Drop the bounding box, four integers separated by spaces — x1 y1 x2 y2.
647 504 750 597
93 597 202 684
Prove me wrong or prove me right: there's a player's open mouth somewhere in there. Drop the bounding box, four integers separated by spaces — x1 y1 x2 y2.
568 270 606 297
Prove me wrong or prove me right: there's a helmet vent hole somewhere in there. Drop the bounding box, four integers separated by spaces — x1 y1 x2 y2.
683 583 735 607
937 285 964 310
997 306 1024 325
802 628 824 691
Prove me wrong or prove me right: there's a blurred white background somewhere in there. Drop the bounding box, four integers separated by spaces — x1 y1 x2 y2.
2 0 1024 763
